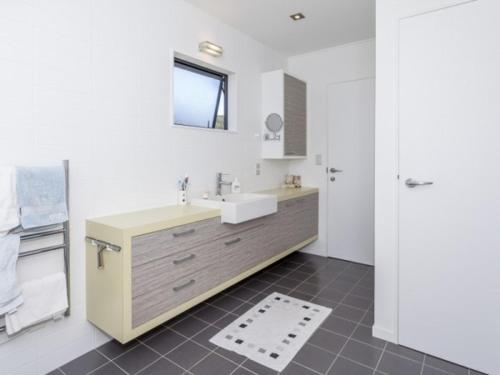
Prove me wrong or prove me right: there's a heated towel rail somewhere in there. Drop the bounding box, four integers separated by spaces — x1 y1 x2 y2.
0 160 70 334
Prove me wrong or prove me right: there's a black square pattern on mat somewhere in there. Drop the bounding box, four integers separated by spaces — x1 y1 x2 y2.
51 254 481 375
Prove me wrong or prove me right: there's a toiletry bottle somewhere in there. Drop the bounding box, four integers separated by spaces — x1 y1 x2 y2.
231 178 241 193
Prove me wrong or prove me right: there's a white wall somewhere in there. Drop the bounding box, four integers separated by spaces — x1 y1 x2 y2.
286 39 375 257
374 0 477 343
0 0 288 373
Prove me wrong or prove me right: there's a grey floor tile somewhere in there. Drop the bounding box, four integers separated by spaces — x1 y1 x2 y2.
281 362 318 375
97 339 140 360
267 266 292 276
360 310 374 327
91 362 127 375
258 272 282 284
215 347 247 364
322 315 357 336
351 325 386 349
342 294 372 310
333 304 366 322
137 358 184 375
263 285 292 296
377 351 422 375
341 340 383 368
287 270 312 282
317 288 346 302
248 293 268 305
350 285 374 300
308 328 347 354
425 355 469 375
242 359 278 375
422 366 450 375
213 313 238 329
60 350 108 375
295 282 324 296
232 302 254 316
243 279 273 292
191 325 219 350
293 344 336 374
275 277 302 289
190 353 238 375
114 344 160 374
288 291 314 301
294 265 317 274
170 316 209 338
230 367 255 375
311 297 338 309
212 295 245 312
328 357 373 375
145 328 187 354
166 341 210 369
193 304 228 323
385 343 424 362
229 286 260 301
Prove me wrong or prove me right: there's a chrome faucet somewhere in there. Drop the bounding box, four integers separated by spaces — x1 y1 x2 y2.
216 173 232 196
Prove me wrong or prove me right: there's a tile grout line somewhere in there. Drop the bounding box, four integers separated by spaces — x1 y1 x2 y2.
372 341 388 375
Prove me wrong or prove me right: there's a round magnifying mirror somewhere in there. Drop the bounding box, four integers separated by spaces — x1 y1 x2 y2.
265 113 283 133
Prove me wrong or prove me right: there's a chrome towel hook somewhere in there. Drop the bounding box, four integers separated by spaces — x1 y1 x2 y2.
86 237 121 269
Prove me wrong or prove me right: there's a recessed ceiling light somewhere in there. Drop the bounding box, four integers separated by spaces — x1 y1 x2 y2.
290 12 305 21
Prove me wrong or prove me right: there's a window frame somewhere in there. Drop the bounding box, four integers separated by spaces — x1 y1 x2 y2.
173 57 229 130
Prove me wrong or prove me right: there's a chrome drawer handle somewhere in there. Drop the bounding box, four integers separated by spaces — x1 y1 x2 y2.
172 228 195 238
172 279 195 292
224 238 241 246
173 254 196 265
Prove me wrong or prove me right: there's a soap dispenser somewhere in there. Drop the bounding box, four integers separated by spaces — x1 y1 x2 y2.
231 178 241 193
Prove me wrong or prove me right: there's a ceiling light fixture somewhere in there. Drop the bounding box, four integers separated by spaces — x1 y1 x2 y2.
199 41 224 57
290 12 305 21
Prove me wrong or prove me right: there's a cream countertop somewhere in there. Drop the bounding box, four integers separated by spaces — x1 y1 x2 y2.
87 187 318 236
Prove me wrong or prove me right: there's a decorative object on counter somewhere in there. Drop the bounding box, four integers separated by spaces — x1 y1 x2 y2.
283 175 302 188
231 177 241 193
177 175 189 206
293 175 302 188
263 113 283 141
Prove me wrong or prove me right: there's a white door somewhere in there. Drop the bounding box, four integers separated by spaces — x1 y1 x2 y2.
398 1 500 373
327 78 375 265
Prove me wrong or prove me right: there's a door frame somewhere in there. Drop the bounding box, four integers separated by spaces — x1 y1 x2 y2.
326 77 375 263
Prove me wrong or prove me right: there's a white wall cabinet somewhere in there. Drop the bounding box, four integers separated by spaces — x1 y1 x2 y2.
262 70 307 159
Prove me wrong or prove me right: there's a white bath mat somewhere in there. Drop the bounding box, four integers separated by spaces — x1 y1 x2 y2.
209 292 332 372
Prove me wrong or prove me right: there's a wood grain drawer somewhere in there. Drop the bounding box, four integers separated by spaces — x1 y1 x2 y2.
132 217 222 266
132 264 224 327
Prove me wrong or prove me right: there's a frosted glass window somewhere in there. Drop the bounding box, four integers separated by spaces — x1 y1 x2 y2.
174 59 228 129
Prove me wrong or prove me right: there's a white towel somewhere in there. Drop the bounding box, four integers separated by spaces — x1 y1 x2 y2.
0 234 23 315
0 166 20 236
5 272 68 335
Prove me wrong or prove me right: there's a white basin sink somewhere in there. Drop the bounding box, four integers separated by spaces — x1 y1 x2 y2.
192 193 277 224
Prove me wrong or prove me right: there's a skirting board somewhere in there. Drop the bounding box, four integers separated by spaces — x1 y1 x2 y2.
372 324 397 343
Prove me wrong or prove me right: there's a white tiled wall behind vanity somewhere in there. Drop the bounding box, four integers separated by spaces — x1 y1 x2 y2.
0 1 288 373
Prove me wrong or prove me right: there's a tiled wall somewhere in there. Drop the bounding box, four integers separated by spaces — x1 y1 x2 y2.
0 0 287 373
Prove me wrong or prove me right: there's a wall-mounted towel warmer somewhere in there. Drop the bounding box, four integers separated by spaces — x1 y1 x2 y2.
0 160 70 334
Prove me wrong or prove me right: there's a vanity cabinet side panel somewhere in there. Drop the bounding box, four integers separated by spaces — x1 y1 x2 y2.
284 74 307 157
86 222 126 342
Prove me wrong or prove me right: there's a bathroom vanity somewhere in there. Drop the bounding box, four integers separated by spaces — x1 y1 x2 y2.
86 188 318 343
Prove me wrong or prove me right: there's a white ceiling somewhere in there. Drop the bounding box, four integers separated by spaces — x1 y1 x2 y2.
184 0 375 56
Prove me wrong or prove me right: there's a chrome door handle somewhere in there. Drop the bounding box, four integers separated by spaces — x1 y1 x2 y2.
405 178 434 188
330 168 343 173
